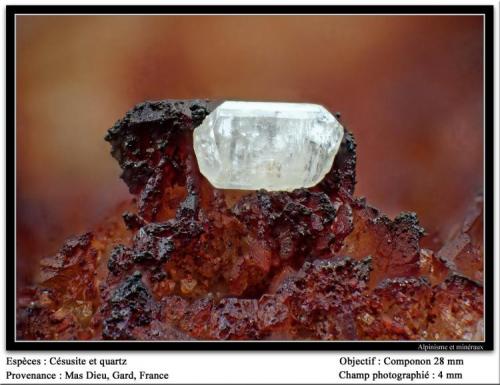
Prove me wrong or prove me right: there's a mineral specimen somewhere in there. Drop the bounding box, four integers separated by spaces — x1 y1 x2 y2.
193 101 344 191
16 99 484 342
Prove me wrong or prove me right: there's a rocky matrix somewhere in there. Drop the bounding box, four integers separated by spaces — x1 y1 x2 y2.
17 100 484 341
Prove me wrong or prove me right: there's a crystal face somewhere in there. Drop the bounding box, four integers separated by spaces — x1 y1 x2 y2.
17 100 484 342
193 101 344 191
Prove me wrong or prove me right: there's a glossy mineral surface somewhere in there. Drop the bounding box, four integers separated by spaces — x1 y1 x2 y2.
193 101 344 191
17 100 484 341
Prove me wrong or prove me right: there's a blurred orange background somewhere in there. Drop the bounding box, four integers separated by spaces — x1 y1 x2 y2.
16 15 484 287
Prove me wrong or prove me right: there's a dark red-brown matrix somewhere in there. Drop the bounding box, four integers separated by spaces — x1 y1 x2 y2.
17 100 483 341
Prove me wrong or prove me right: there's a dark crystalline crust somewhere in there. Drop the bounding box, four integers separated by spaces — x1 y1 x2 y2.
105 100 222 221
17 100 484 341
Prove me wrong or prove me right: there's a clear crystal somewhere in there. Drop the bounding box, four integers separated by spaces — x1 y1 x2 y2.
193 101 344 191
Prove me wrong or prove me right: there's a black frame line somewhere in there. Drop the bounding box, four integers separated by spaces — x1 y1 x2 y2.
5 4 494 351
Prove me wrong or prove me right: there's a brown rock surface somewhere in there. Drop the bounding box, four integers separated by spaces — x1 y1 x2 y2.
17 100 483 341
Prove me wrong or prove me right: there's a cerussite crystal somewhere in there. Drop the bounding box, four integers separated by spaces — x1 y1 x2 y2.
193 101 344 191
16 100 484 342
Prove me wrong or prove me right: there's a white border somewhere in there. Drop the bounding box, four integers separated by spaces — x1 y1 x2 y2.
6 6 494 345
1 2 498 384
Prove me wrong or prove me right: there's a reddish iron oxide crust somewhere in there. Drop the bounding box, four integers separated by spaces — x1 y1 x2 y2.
17 100 483 341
